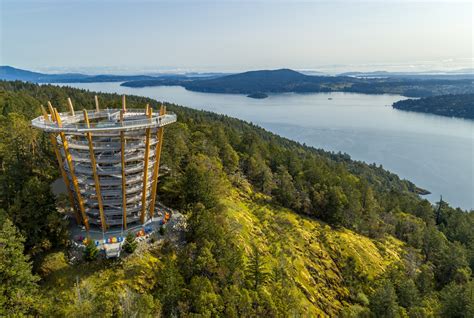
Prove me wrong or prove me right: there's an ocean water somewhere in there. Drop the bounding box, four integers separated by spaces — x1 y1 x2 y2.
57 83 474 210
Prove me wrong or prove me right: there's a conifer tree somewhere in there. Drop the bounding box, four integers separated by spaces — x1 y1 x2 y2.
247 245 269 290
123 231 138 253
369 280 400 318
0 218 39 316
83 239 99 261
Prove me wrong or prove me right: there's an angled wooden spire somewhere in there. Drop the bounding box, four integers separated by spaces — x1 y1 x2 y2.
149 104 167 218
42 104 81 225
52 105 90 231
94 95 100 112
67 98 75 116
83 109 107 232
122 95 127 113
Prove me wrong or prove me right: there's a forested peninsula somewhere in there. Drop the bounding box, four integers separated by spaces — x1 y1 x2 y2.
393 94 474 120
1 80 474 317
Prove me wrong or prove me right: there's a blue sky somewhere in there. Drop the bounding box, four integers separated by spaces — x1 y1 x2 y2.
1 0 472 73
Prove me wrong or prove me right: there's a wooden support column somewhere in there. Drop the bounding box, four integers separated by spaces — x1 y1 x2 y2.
94 95 100 113
41 104 52 122
50 104 89 231
120 110 127 229
149 105 166 218
122 95 127 112
67 98 75 116
140 105 152 224
41 105 81 224
83 110 107 232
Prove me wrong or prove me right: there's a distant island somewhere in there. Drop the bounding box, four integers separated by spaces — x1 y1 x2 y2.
393 94 474 120
121 68 473 98
2 66 473 98
247 92 268 99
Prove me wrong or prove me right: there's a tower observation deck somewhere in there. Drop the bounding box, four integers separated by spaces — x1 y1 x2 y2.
31 96 176 233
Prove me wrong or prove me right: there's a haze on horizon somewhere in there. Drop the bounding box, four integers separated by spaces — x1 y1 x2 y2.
0 0 472 74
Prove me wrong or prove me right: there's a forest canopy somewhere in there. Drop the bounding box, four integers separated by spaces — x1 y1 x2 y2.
0 80 473 317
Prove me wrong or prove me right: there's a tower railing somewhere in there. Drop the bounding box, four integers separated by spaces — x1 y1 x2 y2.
32 108 177 132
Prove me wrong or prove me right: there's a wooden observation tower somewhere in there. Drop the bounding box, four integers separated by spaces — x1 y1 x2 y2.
31 96 176 233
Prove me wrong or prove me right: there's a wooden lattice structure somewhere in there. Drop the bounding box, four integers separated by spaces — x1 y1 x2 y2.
31 96 176 232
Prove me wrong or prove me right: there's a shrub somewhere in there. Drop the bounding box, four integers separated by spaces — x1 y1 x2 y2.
123 231 138 253
159 225 166 236
39 252 68 277
83 240 99 261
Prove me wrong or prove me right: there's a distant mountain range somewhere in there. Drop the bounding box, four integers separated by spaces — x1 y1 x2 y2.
1 66 473 98
0 66 186 83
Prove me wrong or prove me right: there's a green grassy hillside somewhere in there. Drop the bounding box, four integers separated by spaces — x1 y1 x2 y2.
224 189 405 316
37 188 406 317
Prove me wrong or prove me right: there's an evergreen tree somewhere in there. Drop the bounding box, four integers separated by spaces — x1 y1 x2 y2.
83 239 99 261
123 231 137 253
439 281 474 318
273 165 298 209
247 245 269 290
156 256 184 317
220 143 239 174
8 176 67 254
434 241 469 288
324 185 349 226
369 280 400 318
0 218 39 316
260 164 276 195
395 278 419 309
181 154 226 209
415 264 435 296
188 276 224 316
